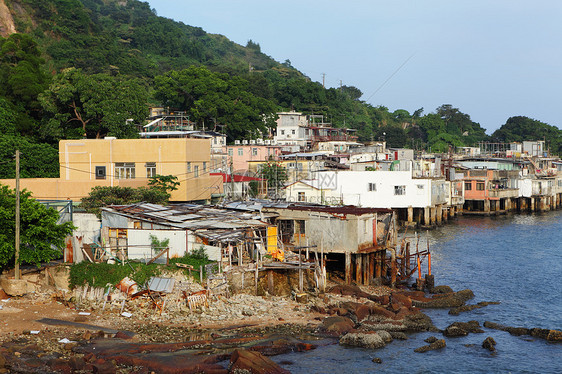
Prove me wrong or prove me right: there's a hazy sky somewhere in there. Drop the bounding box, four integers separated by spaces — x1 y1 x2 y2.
146 0 562 133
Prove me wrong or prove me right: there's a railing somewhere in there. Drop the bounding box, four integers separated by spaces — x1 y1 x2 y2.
488 188 519 198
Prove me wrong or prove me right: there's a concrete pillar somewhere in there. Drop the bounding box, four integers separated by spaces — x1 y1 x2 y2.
449 206 455 218
430 207 436 225
436 205 442 224
356 254 363 285
424 207 430 226
484 199 490 213
407 206 413 224
443 206 449 222
531 197 535 212
345 252 352 285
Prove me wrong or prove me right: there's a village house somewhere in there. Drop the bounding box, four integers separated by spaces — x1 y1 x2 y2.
273 111 357 151
225 141 282 173
0 138 223 203
284 170 458 227
226 201 397 285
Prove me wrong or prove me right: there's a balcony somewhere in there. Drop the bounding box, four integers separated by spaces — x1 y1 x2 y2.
488 188 519 199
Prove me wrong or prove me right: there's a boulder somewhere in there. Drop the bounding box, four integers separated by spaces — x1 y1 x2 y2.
375 330 393 343
355 304 370 322
546 330 562 342
229 349 290 374
340 332 386 349
424 336 438 343
430 285 453 294
391 292 412 308
443 321 483 337
414 339 446 353
322 316 355 335
369 305 396 319
482 337 496 351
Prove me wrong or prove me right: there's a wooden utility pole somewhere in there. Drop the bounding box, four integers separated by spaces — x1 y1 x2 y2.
15 150 20 280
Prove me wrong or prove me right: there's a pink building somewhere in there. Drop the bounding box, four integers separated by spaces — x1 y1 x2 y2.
225 144 282 173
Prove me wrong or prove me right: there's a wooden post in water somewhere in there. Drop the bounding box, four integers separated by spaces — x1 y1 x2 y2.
345 251 352 285
356 254 362 285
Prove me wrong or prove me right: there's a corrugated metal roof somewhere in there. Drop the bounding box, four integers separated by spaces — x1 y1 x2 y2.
147 277 176 293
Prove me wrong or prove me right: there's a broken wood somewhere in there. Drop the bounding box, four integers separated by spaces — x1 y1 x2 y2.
147 247 170 265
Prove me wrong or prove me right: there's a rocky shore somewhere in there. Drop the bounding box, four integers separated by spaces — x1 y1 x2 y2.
1 276 561 373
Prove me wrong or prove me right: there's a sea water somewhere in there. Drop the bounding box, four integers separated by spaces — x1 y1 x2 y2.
273 212 562 373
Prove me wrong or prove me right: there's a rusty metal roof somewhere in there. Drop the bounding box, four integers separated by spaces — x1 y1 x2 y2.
102 203 271 243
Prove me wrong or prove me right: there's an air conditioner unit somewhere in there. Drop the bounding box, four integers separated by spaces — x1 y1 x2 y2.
257 139 264 144
264 140 271 145
234 140 241 145
250 140 256 145
242 140 249 145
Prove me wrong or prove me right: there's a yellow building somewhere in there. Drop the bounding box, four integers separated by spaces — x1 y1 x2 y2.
0 138 223 202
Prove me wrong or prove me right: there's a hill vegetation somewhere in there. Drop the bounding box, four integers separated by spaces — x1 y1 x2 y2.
0 0 560 179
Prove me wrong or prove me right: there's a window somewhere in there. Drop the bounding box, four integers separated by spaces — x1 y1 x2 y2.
394 185 406 195
228 148 233 156
476 182 485 191
202 162 207 172
145 162 156 178
252 148 258 156
298 192 306 202
115 163 135 179
194 165 199 177
368 183 376 191
187 162 191 173
465 182 472 190
291 129 296 135
238 148 243 156
281 130 285 135
95 166 106 180
417 184 424 190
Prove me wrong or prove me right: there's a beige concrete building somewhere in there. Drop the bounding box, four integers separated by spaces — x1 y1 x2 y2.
0 138 222 202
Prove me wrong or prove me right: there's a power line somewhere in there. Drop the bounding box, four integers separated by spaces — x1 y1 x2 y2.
364 53 416 103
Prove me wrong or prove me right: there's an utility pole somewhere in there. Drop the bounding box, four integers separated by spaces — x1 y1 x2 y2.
15 150 20 280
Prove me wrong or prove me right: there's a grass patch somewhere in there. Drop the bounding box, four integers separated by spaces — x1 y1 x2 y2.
69 248 215 289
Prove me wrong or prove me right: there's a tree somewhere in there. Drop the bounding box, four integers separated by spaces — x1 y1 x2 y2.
147 175 180 194
80 185 171 217
0 184 74 270
154 66 278 140
39 67 148 141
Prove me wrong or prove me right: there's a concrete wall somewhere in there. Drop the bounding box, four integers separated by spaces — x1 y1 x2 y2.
1 138 223 202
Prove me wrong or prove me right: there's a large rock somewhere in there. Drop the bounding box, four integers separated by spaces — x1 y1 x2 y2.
412 289 474 309
229 349 290 374
482 337 496 351
322 316 355 335
0 278 27 296
391 292 413 308
414 339 446 353
443 321 483 337
339 332 386 349
546 330 562 342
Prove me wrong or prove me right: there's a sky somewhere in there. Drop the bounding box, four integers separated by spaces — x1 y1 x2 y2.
146 0 562 134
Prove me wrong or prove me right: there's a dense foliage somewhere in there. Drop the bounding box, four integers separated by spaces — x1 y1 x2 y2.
0 0 559 166
80 185 170 217
0 184 74 270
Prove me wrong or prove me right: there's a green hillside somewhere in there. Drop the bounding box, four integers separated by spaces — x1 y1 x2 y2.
0 0 559 178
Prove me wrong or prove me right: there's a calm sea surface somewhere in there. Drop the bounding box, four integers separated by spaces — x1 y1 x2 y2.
273 212 562 373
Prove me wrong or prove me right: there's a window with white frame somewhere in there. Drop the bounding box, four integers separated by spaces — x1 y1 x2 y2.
202 162 207 172
146 162 156 178
194 165 199 177
368 182 376 191
115 163 135 179
394 185 406 195
298 192 306 202
252 148 258 156
228 148 233 156
238 148 243 156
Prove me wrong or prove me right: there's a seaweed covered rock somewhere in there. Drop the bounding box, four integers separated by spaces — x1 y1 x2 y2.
414 339 446 353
